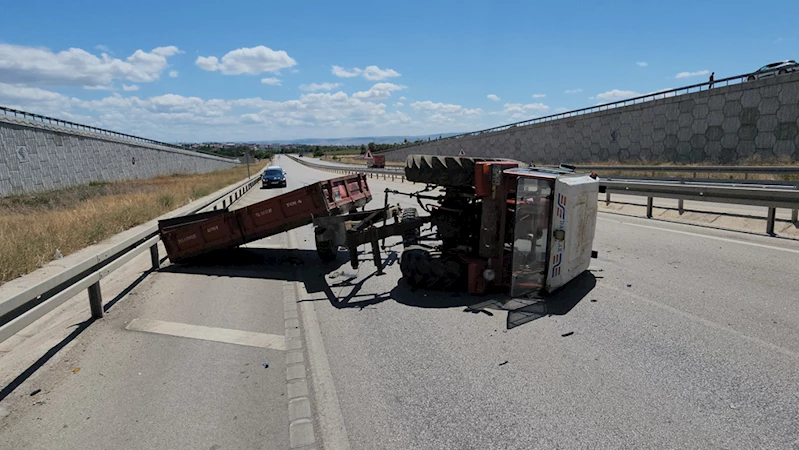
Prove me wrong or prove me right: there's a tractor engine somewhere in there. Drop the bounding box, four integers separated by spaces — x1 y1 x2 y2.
430 192 481 253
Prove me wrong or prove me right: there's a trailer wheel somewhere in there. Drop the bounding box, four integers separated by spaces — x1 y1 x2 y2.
315 237 337 262
400 207 421 245
400 246 463 290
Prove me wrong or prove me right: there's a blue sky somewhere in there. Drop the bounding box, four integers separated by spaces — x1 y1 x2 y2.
0 0 796 142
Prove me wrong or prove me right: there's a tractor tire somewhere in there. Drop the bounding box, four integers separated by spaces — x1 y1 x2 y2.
400 245 463 290
405 155 492 187
400 207 421 245
315 237 337 262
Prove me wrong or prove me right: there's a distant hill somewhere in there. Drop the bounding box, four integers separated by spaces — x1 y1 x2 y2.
254 133 460 146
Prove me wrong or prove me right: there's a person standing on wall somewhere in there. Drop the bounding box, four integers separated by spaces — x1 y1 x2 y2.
708 72 715 88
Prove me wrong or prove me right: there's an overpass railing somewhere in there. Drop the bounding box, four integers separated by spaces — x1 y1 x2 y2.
380 72 753 153
287 155 799 235
0 174 261 345
0 105 237 161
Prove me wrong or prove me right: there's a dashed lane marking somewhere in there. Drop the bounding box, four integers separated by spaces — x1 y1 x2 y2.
125 318 286 350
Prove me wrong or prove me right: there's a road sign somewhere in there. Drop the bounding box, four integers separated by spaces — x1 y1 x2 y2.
458 149 466 156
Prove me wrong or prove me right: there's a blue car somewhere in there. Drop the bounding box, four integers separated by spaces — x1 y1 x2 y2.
262 166 287 188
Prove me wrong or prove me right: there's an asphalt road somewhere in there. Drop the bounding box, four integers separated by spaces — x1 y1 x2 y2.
1 154 798 449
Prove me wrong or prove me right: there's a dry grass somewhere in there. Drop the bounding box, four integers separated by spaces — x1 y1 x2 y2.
0 163 265 285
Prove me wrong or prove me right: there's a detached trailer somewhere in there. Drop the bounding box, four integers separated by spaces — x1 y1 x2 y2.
159 155 600 299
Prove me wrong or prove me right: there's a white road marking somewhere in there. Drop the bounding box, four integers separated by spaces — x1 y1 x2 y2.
601 283 799 359
597 216 799 255
125 318 286 350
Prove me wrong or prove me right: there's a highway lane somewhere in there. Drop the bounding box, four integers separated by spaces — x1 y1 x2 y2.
282 157 799 449
1 155 798 449
0 163 302 449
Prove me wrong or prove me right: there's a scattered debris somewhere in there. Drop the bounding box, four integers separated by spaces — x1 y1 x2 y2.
30 389 41 397
590 299 597 303
262 362 270 369
626 284 632 288
561 331 575 337
730 404 738 410
72 368 80 373
499 361 509 366
54 249 63 260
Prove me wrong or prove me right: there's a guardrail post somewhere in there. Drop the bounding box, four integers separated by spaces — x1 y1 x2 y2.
792 208 798 225
88 282 103 319
678 199 684 215
222 200 226 208
150 244 159 270
766 208 776 235
605 192 611 206
646 197 654 218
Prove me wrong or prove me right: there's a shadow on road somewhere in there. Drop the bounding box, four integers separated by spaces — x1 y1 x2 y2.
161 247 595 330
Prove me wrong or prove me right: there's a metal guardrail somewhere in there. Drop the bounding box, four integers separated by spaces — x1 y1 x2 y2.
0 175 261 344
379 73 753 153
0 105 236 161
288 155 799 235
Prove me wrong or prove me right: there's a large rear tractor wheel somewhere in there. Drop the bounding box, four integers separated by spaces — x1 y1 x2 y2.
401 207 421 245
400 245 464 290
405 155 492 187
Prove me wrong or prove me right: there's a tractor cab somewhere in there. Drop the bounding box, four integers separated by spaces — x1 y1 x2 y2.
504 166 599 296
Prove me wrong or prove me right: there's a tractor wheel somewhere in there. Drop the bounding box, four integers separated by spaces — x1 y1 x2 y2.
400 207 421 245
315 236 337 262
400 245 463 290
404 155 493 187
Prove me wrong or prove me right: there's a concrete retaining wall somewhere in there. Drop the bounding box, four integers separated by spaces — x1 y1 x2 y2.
382 72 799 165
0 115 239 197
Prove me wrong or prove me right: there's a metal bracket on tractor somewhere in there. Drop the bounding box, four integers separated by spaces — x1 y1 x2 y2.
312 203 430 275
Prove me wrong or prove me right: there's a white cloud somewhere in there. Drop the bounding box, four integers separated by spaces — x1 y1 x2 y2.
487 94 500 101
95 44 111 53
196 45 297 75
564 89 582 94
122 84 139 91
531 94 546 99
501 102 550 119
636 62 648 67
411 100 482 120
331 65 400 81
675 70 709 79
0 43 182 88
399 96 407 101
352 82 405 100
260 77 282 86
595 89 640 101
169 70 178 78
394 102 404 107
555 107 568 113
299 82 341 92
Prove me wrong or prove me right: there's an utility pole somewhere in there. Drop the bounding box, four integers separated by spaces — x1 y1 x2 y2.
246 149 251 179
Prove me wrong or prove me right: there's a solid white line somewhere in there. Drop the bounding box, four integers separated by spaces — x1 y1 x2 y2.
601 283 799 359
125 318 286 350
288 229 352 450
597 216 799 255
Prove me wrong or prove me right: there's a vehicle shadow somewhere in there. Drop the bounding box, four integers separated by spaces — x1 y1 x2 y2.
160 247 595 329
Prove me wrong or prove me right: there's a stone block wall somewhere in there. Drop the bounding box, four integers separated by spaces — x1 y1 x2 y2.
0 115 239 196
382 72 799 165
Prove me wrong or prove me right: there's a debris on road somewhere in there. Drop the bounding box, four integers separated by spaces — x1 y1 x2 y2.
561 331 575 337
499 361 509 366
590 299 597 302
72 368 80 373
626 284 632 287
29 389 41 396
262 362 270 369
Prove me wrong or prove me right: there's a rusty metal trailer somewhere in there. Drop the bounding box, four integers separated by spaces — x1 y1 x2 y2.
159 174 372 262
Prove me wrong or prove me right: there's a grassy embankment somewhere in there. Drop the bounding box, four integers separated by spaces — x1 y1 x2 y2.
0 163 265 285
